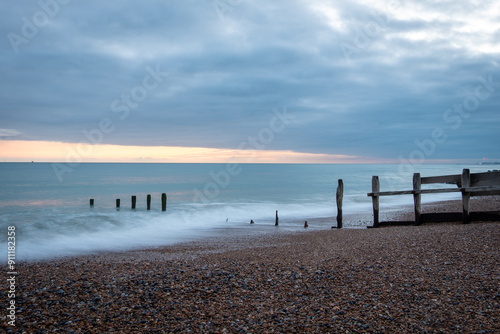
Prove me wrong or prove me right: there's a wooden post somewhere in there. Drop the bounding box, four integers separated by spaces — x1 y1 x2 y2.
372 176 380 227
413 173 422 226
162 193 167 212
462 169 471 224
336 179 343 229
304 221 308 228
275 210 279 226
116 199 120 208
90 199 94 207
147 194 151 210
131 196 136 210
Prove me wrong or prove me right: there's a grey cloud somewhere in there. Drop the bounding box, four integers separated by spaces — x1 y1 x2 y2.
0 0 499 160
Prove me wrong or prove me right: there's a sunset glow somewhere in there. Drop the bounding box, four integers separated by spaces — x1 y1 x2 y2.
0 140 379 164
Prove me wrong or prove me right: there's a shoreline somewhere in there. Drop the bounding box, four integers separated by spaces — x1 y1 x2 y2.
88 195 500 264
17 195 500 265
8 197 500 333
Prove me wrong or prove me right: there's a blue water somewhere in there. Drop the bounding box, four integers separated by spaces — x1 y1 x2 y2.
0 163 494 261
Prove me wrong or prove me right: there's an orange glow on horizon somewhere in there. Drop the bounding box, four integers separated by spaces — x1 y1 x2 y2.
0 140 384 164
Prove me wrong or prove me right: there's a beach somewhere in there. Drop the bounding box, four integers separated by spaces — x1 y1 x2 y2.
6 196 500 333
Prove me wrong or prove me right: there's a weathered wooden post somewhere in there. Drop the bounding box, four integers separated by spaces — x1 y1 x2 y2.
304 221 308 228
116 198 120 209
461 169 471 224
371 176 380 228
90 199 94 207
275 210 279 226
336 179 343 229
147 194 151 211
162 193 167 212
413 173 422 226
131 196 137 210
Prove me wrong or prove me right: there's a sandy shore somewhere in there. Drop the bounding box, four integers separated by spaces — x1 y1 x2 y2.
5 196 500 333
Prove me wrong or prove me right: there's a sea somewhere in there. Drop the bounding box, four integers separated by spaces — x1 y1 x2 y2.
0 163 494 261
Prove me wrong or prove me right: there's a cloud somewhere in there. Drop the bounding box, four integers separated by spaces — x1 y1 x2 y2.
0 0 499 162
0 129 22 139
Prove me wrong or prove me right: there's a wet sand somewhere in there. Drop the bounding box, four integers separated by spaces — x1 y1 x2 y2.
6 196 500 333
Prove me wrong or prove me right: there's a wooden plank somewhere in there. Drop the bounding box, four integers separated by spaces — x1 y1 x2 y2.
423 212 500 223
470 211 500 221
470 190 500 196
336 179 343 229
415 171 500 187
368 188 462 196
462 169 471 224
371 176 380 228
413 173 422 225
470 171 500 187
464 185 500 192
367 190 414 196
421 174 461 185
375 221 416 227
419 188 462 194
421 212 463 223
376 211 500 226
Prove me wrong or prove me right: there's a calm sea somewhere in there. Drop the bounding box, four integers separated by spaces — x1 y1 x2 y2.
0 163 493 261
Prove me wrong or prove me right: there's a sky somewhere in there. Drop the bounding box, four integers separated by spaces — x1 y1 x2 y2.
0 0 499 163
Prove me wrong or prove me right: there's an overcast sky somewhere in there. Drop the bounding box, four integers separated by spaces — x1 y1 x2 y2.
1 0 499 162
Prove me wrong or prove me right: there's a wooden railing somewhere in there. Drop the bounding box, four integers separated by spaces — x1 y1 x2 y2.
367 169 500 227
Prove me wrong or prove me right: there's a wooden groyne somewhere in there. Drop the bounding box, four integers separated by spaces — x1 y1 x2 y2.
87 181 347 228
84 170 500 229
89 193 167 211
367 169 500 227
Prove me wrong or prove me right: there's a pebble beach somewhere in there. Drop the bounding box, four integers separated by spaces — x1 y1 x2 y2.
5 197 500 333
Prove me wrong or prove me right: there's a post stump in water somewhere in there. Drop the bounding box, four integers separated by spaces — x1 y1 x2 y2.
162 193 167 212
336 179 343 229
